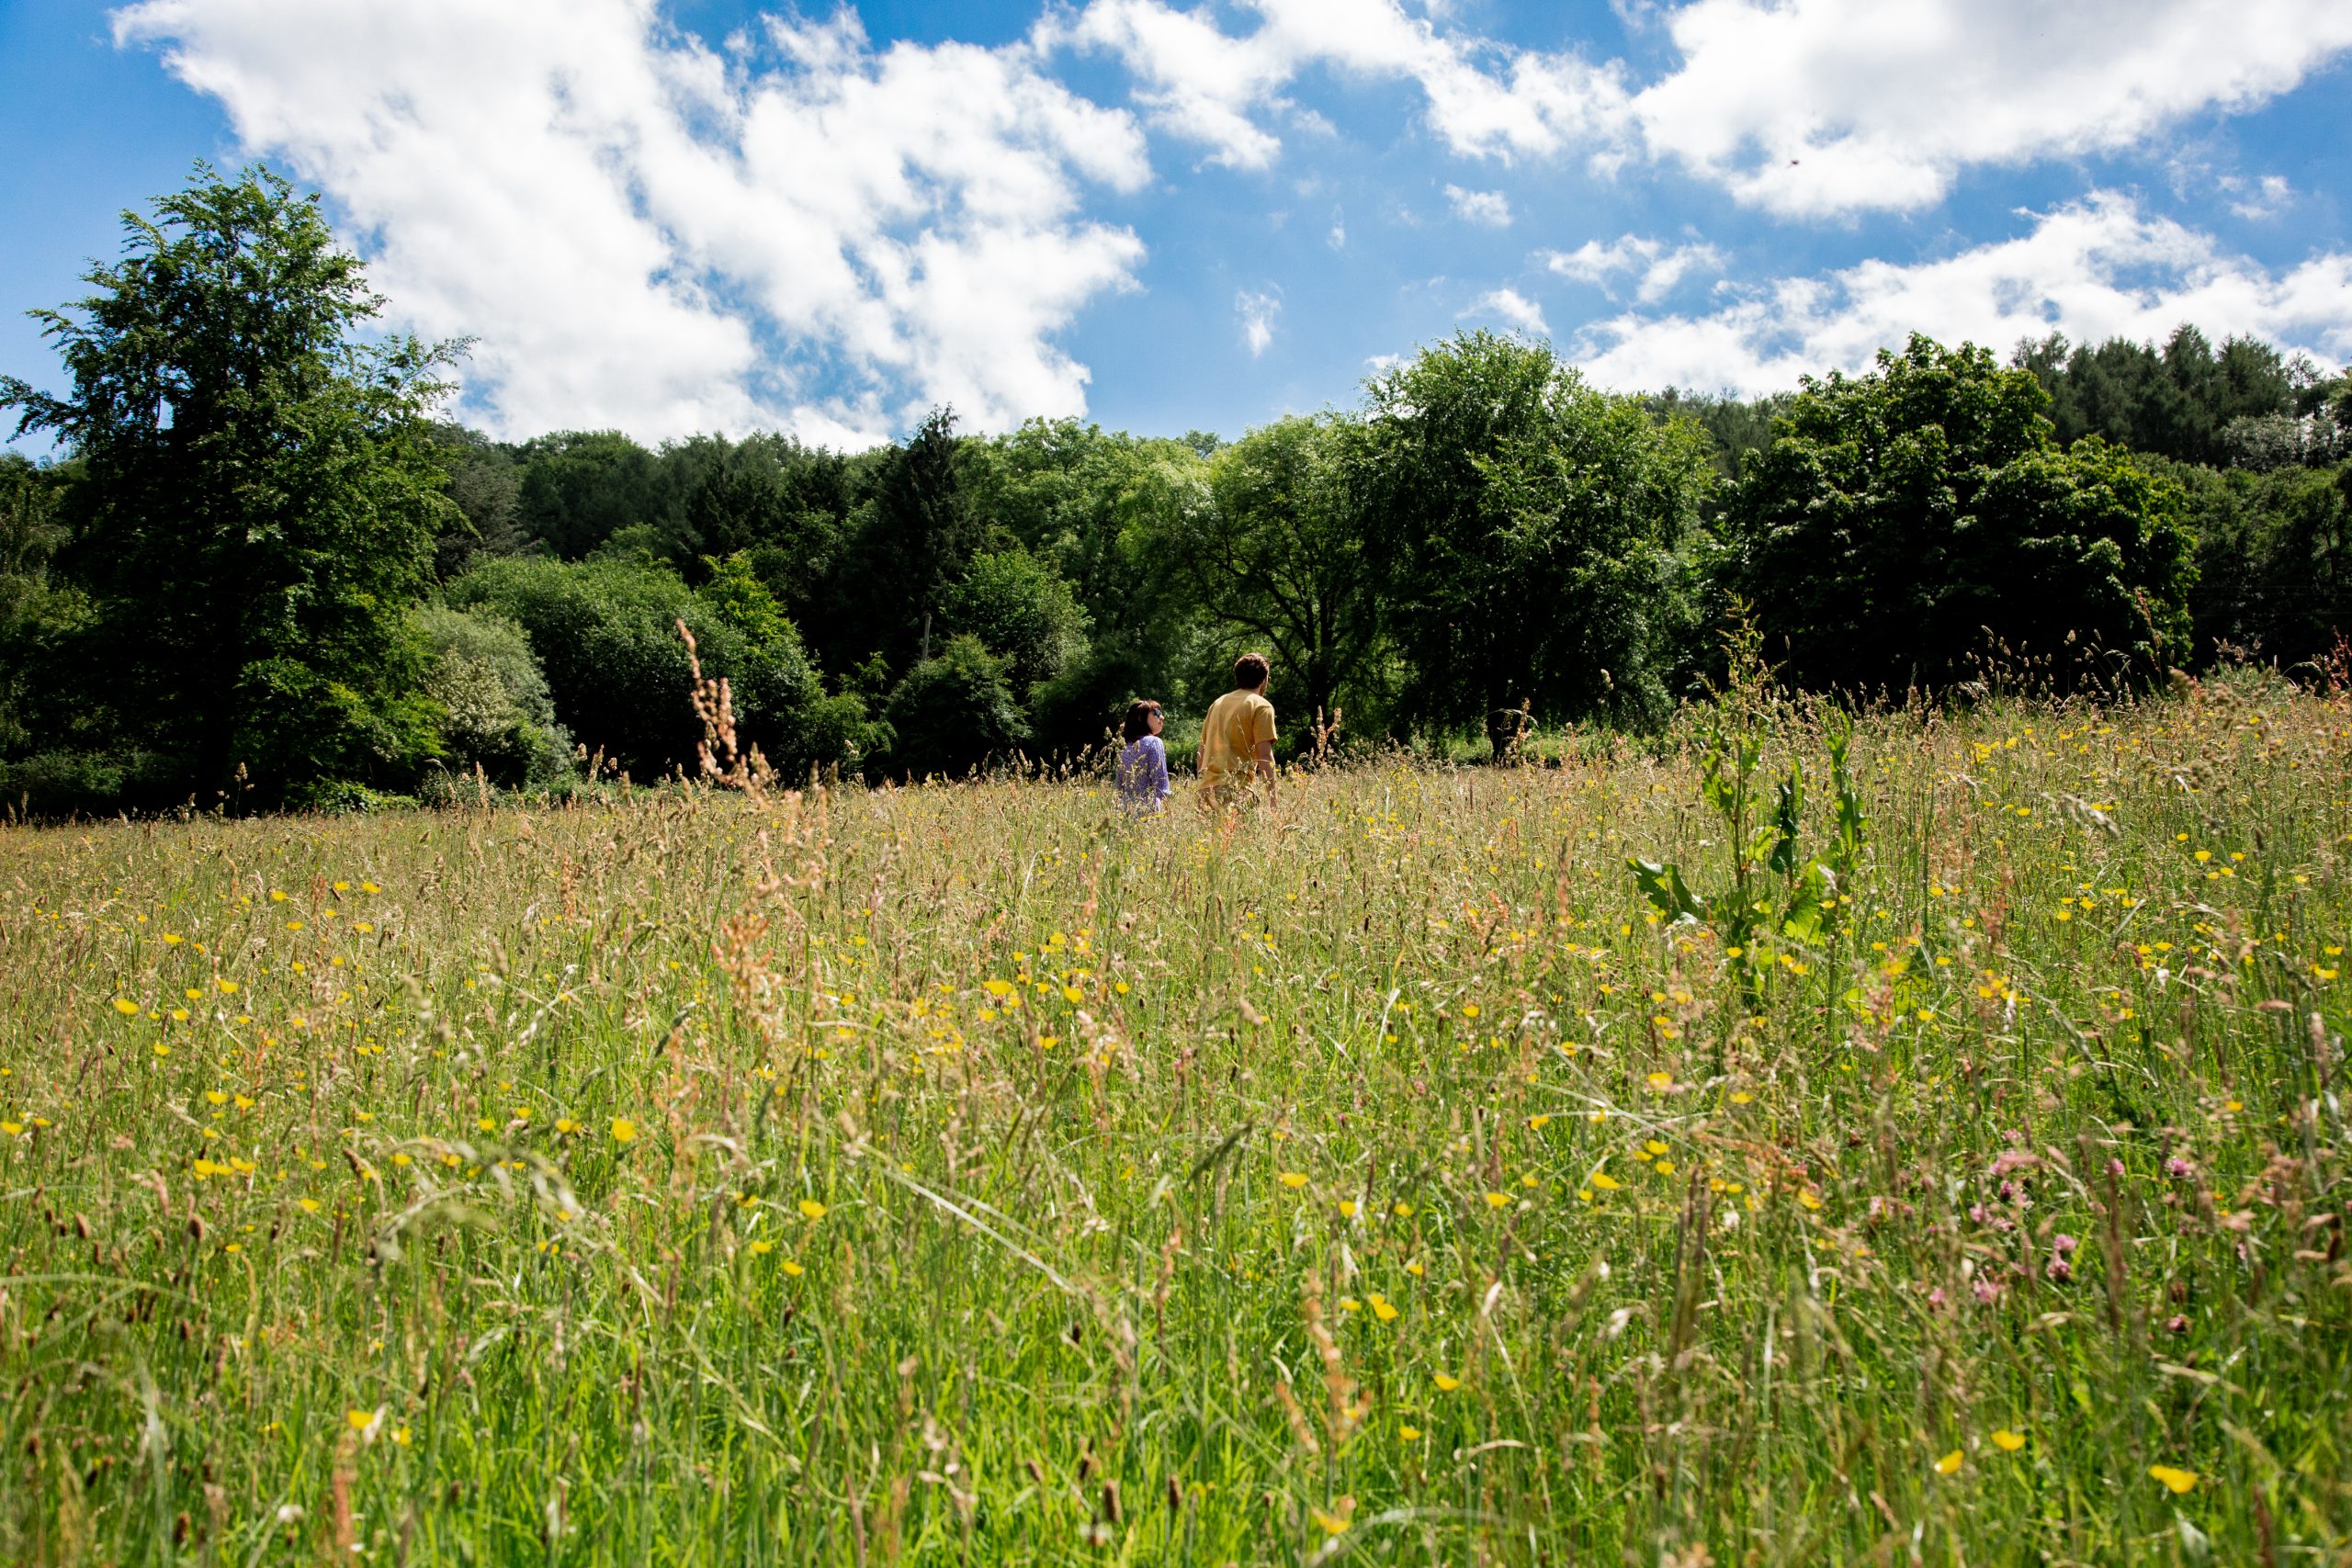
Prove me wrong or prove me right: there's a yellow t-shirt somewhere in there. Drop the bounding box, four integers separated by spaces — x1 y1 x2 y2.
1196 688 1276 805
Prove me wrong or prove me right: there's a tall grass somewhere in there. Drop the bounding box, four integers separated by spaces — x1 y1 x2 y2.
2 673 2347 1563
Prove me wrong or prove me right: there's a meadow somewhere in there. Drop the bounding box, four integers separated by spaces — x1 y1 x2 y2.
3 673 2349 1565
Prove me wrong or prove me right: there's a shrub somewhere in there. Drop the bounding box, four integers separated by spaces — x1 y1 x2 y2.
417 605 572 787
879 636 1028 780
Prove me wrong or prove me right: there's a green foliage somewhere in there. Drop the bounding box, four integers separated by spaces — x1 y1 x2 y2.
0 455 86 761
1360 331 1716 750
824 408 979 677
1730 335 2196 694
2154 457 2352 669
0 163 458 808
416 605 571 787
512 430 666 558
879 634 1028 780
2014 326 2310 465
1181 414 1381 728
945 548 1091 693
446 552 870 784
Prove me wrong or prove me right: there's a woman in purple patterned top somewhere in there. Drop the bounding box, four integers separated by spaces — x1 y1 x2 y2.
1114 699 1170 814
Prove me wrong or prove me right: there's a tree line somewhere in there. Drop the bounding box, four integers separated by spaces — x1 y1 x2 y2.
4 166 2348 814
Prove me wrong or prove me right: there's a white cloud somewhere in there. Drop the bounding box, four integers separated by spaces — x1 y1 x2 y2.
2222 173 2295 220
1444 185 1511 226
1038 0 1631 171
113 0 1151 443
1464 287 1549 337
1237 288 1281 355
1542 234 1722 303
1633 0 2352 218
1570 193 2352 395
1327 212 1348 249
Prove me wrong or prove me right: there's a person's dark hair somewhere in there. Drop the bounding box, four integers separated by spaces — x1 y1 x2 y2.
1122 699 1162 744
1232 652 1271 690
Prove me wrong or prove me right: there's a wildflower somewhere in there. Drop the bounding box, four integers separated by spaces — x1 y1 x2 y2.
1432 1372 1462 1392
1935 1450 1963 1476
782 1259 804 1277
2148 1465 2198 1495
797 1199 828 1220
1991 1430 2025 1452
1590 1172 1621 1191
1392 1201 1415 1218
1484 1191 1510 1209
1398 1424 1422 1440
749 1239 775 1256
114 998 140 1016
610 1118 639 1144
1337 1200 1358 1217
1279 1171 1309 1189
1528 1114 1551 1130
1370 1294 1398 1323
1645 1071 1673 1090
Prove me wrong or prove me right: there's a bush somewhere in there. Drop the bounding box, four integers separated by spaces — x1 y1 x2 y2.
446 554 872 782
944 550 1090 693
418 605 572 788
879 636 1028 780
1728 335 2195 694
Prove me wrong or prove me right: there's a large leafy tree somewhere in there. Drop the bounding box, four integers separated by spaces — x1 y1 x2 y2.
1181 413 1380 730
1 164 458 806
1359 332 1715 752
1730 334 2195 694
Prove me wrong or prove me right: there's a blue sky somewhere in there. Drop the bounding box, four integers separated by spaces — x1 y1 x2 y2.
6 0 2352 452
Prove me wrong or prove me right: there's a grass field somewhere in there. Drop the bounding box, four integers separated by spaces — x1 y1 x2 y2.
3 675 2350 1565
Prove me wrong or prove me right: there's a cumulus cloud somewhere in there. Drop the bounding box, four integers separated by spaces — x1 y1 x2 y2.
1542 234 1722 303
1444 185 1511 226
1632 0 2352 218
1237 288 1281 355
1464 287 1549 337
1569 193 2352 396
1037 0 1631 171
114 0 1150 443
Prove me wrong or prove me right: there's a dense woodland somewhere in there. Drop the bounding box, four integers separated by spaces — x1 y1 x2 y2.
3 166 2349 814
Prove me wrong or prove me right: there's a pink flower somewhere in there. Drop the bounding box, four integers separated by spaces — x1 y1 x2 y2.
2165 1314 2190 1334
2165 1156 2195 1179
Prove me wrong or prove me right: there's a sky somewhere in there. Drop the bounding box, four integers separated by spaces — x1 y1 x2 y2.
5 0 2351 452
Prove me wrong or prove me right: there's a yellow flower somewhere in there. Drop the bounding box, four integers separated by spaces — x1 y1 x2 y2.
1461 1003 1481 1020
217 978 238 994
781 1258 804 1277
1392 1201 1415 1218
1991 1430 2025 1452
797 1199 828 1220
1061 985 1083 1004
1484 1191 1510 1209
390 1426 412 1448
1730 1090 1754 1104
2149 1465 2198 1495
113 998 140 1016
610 1117 639 1144
1432 1372 1462 1392
299 1198 321 1213
1398 1424 1422 1440
1404 1260 1425 1278
1645 1140 1668 1155
555 1118 579 1134
1279 1171 1309 1189
345 1409 374 1431
0 1122 21 1138
1589 1172 1621 1191
1310 1506 1351 1537
1370 1294 1398 1323
1799 1190 1823 1211
1646 1071 1673 1090
749 1239 775 1256
1935 1450 1963 1476
1528 1114 1551 1130
1654 1161 1676 1177
1338 1200 1358 1217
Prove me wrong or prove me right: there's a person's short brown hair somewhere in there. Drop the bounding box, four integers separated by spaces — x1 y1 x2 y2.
1122 699 1162 744
1233 652 1271 690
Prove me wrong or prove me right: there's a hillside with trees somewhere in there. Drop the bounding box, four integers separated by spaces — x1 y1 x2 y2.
4 166 2348 814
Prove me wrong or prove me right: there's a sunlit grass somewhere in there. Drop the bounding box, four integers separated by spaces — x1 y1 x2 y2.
3 674 2348 1563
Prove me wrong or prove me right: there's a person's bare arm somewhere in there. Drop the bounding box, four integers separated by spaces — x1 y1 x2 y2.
1254 739 1276 807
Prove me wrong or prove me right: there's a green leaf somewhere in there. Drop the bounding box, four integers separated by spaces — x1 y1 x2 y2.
1628 857 1708 924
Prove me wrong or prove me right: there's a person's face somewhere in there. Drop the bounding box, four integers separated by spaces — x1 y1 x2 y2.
1148 707 1164 735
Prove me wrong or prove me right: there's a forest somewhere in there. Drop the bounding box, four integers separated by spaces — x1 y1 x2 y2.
3 165 2348 815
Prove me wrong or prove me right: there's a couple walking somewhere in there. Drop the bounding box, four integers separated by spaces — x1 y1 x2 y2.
1114 652 1278 816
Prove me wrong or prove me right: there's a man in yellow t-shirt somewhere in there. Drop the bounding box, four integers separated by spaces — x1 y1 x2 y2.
1197 652 1278 810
